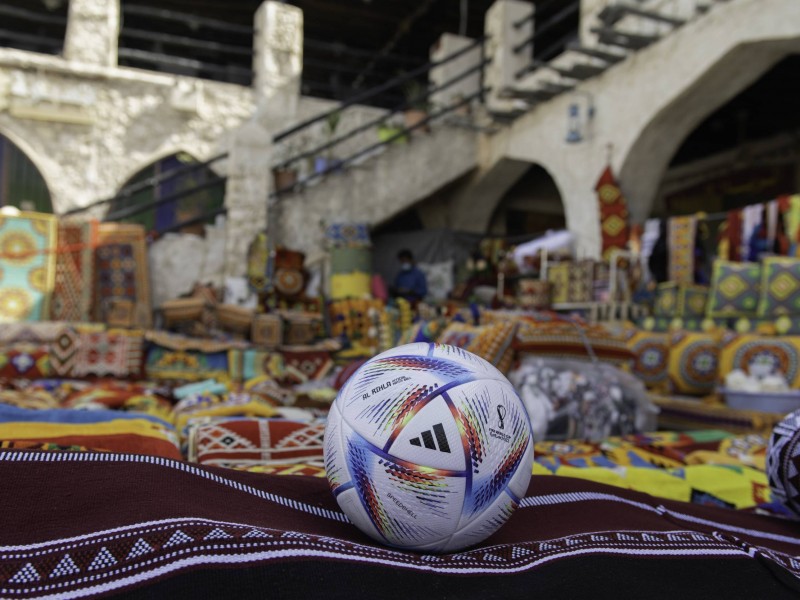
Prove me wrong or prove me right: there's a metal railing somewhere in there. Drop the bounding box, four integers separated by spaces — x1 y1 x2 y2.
118 4 254 86
0 4 68 55
66 35 490 231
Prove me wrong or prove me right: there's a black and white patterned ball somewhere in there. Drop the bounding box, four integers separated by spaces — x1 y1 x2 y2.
766 409 800 516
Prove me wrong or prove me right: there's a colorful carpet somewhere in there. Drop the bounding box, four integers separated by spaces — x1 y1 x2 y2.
93 223 152 328
0 212 57 323
51 220 96 322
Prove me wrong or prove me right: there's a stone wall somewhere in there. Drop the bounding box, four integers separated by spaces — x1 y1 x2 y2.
0 51 255 215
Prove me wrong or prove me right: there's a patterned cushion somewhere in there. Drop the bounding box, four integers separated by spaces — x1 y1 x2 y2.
718 333 800 388
281 348 334 383
758 257 800 317
766 409 800 516
187 418 325 468
624 330 669 389
654 283 679 317
71 329 144 379
668 331 721 396
0 344 51 379
707 260 761 318
438 321 517 367
682 285 710 318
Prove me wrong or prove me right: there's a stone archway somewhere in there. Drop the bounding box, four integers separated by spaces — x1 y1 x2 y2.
487 163 565 237
111 152 225 234
0 131 53 214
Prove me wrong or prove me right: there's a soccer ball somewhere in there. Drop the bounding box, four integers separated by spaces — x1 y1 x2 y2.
324 343 534 552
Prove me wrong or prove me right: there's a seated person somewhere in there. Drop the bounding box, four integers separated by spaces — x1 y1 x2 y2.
391 249 428 303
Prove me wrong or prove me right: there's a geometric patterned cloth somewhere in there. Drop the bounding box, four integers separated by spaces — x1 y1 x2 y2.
93 223 152 328
707 260 761 318
70 329 144 379
766 408 800 517
187 418 325 468
0 212 57 323
595 166 629 260
758 257 800 317
2 451 800 598
51 221 96 322
654 283 709 318
667 215 697 284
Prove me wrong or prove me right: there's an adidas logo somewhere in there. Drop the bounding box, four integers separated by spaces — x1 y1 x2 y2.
409 423 451 453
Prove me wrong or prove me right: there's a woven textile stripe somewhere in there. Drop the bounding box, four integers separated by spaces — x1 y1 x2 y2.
0 212 57 323
52 221 96 322
1 451 800 599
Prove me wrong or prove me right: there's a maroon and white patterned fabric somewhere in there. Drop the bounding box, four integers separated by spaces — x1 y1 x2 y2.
0 450 799 598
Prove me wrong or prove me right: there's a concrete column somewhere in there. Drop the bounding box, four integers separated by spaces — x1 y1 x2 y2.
63 0 120 67
429 34 482 112
252 1 303 130
222 120 273 278
483 0 534 113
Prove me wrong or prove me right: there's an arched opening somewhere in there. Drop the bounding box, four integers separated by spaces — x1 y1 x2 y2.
487 164 565 237
0 133 52 213
111 152 225 235
653 54 800 219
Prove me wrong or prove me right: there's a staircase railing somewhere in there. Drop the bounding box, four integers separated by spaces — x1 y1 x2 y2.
65 35 491 231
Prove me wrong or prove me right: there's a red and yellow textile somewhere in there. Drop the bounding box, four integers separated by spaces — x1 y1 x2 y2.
533 430 770 509
52 220 97 322
0 419 181 459
595 166 630 259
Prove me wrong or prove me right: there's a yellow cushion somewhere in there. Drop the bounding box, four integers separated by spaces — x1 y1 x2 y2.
668 330 722 396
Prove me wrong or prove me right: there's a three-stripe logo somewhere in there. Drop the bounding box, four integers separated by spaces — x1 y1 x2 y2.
409 423 451 453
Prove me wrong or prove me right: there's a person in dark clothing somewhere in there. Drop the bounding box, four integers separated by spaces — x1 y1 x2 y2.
392 249 428 303
648 220 669 284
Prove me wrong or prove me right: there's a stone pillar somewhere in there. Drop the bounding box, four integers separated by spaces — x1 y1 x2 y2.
63 0 120 67
429 34 482 112
484 0 534 113
252 1 303 130
223 120 273 278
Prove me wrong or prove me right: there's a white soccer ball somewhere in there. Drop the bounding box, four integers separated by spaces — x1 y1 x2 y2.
324 343 534 552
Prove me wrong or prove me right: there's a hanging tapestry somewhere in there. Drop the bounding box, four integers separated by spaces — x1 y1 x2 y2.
0 211 57 323
93 223 152 328
51 220 97 322
726 209 743 262
667 215 696 284
779 194 800 257
595 166 629 259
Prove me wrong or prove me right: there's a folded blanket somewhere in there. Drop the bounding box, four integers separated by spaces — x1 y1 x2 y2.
0 450 798 599
0 419 181 460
